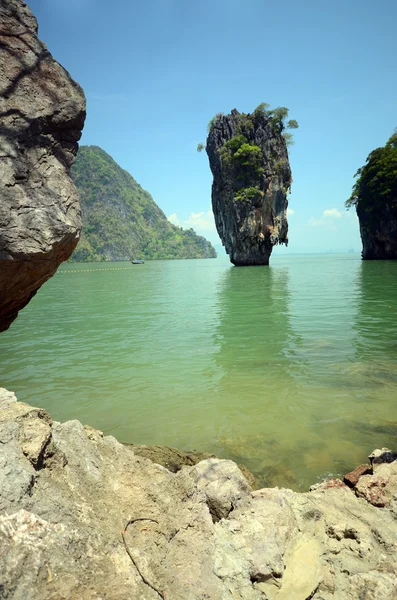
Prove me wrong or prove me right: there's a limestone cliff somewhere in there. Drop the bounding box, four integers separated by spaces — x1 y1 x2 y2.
357 205 397 259
206 108 292 266
1 387 397 599
0 0 86 331
346 131 397 259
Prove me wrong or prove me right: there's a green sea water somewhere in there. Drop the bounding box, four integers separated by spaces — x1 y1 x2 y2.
1 254 397 490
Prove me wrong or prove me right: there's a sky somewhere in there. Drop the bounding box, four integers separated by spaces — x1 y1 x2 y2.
30 0 396 253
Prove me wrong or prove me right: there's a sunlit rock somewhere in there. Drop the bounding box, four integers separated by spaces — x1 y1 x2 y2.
0 0 86 331
206 107 293 266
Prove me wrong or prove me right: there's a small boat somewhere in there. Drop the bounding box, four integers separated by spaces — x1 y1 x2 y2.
130 259 144 264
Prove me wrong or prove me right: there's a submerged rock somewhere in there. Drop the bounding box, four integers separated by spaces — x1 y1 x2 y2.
126 443 216 472
128 443 257 488
206 107 292 265
1 387 397 599
0 0 86 331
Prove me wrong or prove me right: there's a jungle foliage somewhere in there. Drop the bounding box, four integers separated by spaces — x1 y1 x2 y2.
218 105 296 202
219 134 264 191
70 146 216 262
345 131 397 213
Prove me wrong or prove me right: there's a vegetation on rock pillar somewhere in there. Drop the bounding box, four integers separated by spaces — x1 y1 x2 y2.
345 130 397 212
201 104 298 205
204 104 297 266
346 130 397 260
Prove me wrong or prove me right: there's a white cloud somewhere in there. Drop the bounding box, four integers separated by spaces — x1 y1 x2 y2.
168 209 216 233
287 208 295 216
306 207 346 228
323 208 342 218
167 209 219 244
167 213 180 226
184 210 216 232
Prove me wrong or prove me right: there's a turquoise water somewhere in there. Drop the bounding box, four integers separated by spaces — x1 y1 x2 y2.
1 254 397 490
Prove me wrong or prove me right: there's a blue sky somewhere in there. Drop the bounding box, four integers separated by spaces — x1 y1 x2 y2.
30 0 396 253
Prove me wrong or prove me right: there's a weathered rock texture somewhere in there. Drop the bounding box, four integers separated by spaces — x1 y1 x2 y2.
357 204 397 260
0 0 86 331
1 387 397 599
206 110 291 266
347 132 397 260
128 443 257 488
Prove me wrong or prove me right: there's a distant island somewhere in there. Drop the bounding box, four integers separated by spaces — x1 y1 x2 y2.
346 130 397 260
70 146 216 262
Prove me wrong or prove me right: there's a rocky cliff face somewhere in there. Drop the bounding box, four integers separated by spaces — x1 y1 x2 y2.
206 109 291 266
357 204 397 260
347 132 397 260
2 387 397 600
0 0 86 331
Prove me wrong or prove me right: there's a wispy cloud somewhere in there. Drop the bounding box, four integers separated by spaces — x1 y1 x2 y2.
168 209 216 232
167 209 218 242
167 213 180 226
307 208 346 227
287 208 295 216
324 208 342 218
184 210 216 232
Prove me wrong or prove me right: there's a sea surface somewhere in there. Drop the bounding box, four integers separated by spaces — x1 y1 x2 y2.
1 254 397 490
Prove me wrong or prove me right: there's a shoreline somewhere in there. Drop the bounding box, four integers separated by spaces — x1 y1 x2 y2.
1 386 397 599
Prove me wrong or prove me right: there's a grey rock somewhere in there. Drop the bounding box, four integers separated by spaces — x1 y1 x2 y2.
0 387 17 407
1 388 397 599
0 0 86 331
358 203 397 260
188 458 252 521
129 442 257 488
206 109 291 266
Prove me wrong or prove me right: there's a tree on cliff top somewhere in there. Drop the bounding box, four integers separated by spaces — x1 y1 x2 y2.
346 130 397 212
253 103 299 140
197 103 298 152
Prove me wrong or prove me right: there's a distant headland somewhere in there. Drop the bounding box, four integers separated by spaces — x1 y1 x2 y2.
70 146 216 262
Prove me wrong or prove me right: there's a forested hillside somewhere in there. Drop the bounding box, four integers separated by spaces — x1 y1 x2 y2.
70 146 216 261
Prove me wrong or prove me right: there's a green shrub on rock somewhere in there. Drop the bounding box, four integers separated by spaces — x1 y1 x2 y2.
346 130 397 213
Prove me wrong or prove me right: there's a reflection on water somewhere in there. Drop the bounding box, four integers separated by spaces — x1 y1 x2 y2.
210 256 397 489
0 255 397 491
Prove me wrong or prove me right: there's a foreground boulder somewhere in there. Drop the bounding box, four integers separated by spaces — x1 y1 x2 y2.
0 0 86 331
206 106 294 266
1 388 397 599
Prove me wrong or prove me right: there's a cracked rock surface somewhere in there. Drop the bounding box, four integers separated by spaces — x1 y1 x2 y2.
0 0 85 331
1 387 397 599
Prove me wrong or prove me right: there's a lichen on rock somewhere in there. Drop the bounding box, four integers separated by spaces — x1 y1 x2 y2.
0 0 86 331
205 105 296 266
